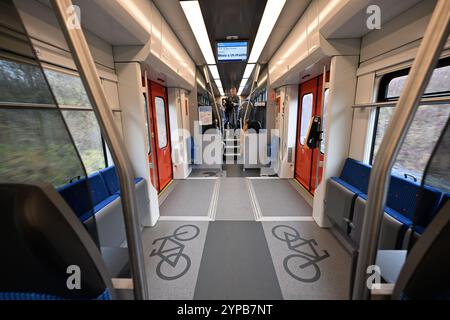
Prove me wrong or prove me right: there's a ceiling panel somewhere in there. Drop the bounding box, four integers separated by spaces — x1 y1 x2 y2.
259 0 311 64
326 0 423 39
153 0 204 65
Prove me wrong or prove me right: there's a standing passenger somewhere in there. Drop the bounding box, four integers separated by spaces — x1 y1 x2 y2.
227 87 240 130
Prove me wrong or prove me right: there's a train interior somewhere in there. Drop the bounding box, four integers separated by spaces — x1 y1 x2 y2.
0 0 449 301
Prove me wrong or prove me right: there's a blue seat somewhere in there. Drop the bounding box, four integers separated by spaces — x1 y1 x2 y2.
58 172 118 222
59 167 145 222
339 158 372 194
100 166 144 196
437 193 449 211
0 289 111 300
350 174 442 249
87 172 111 206
387 175 442 230
325 158 372 231
100 166 120 194
57 178 93 220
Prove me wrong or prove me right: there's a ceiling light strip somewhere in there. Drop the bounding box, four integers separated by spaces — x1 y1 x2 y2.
248 0 286 64
180 1 216 65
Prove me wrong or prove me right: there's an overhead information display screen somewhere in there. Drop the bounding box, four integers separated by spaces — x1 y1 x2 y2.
217 41 248 62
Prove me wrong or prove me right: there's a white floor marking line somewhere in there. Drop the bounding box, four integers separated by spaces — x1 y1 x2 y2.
246 179 258 221
211 179 221 221
208 179 221 221
246 178 263 221
246 176 280 180
258 216 315 222
158 216 213 221
186 177 220 180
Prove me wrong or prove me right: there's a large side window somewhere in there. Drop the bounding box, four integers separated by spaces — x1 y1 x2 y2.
155 96 168 148
44 69 91 108
0 58 87 187
372 59 450 183
300 93 313 145
44 68 107 174
61 110 106 174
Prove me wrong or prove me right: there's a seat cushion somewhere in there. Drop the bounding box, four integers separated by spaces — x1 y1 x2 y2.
79 194 120 222
134 177 144 184
331 177 364 196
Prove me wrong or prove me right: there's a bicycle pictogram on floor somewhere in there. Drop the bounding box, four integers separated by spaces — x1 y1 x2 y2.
272 225 330 283
150 224 200 281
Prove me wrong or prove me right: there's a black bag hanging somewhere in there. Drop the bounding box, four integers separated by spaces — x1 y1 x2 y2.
306 116 322 150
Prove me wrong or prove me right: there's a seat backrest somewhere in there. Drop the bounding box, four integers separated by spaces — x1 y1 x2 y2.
57 178 92 219
387 175 442 226
340 158 372 194
87 172 110 205
100 166 119 195
437 193 449 211
0 183 113 300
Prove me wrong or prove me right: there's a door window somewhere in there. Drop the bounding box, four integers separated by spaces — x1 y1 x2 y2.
299 93 313 145
155 97 168 148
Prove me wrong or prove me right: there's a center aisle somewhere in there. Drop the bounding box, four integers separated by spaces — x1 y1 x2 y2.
215 178 254 220
194 221 283 300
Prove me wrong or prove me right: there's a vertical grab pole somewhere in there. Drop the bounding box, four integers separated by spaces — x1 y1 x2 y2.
352 0 450 300
203 65 223 132
51 0 149 300
243 64 261 125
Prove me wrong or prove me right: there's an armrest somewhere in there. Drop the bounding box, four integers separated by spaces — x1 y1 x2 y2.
371 284 395 300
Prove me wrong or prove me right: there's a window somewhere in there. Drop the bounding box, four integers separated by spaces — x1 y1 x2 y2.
0 59 53 104
386 64 450 99
44 69 92 108
300 93 313 145
155 97 168 148
43 69 107 174
61 110 106 174
372 59 450 183
321 89 329 153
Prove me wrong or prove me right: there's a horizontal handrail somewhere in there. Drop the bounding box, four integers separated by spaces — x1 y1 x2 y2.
352 96 450 109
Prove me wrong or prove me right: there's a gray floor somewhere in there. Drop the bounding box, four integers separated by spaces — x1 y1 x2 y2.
250 179 313 217
159 179 216 217
215 178 254 220
194 221 283 300
189 169 225 178
223 164 260 177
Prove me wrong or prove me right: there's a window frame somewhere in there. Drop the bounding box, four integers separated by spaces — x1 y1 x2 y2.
370 57 450 165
